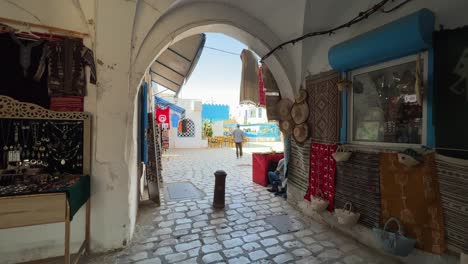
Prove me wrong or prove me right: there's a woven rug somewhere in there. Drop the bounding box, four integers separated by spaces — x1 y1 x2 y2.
306 71 341 144
288 138 311 192
335 151 381 228
306 143 337 211
435 154 468 253
380 153 446 254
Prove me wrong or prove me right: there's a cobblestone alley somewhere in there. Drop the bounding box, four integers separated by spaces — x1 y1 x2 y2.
89 148 397 264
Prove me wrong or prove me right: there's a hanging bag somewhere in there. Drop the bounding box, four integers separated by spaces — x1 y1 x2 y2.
332 145 352 162
334 202 360 227
310 189 329 212
373 217 416 257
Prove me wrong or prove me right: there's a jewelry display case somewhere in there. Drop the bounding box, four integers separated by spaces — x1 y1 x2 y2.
0 96 91 264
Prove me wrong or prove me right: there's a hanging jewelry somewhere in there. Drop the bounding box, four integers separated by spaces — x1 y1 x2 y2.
1 120 12 151
20 120 31 160
7 122 21 162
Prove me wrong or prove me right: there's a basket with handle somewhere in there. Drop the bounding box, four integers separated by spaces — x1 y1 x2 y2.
310 189 329 212
373 217 416 257
334 202 360 227
332 145 352 162
298 200 314 217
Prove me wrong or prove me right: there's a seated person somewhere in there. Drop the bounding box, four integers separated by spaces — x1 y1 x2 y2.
267 158 285 193
275 179 287 198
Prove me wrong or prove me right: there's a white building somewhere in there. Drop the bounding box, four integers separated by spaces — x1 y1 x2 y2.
234 104 268 125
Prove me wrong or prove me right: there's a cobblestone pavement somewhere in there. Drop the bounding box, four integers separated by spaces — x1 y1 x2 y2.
90 148 397 264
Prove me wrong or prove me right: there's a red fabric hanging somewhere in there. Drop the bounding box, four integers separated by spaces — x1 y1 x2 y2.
258 66 266 106
156 105 170 129
305 142 337 211
50 96 84 112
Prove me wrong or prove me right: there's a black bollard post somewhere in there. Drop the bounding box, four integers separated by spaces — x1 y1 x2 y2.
213 170 227 209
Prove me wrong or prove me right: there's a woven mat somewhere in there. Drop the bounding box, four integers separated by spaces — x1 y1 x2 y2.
335 151 381 228
380 153 446 254
306 71 341 144
435 154 468 253
288 138 311 192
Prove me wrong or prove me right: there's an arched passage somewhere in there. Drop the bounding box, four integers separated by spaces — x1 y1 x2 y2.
130 1 297 101
118 1 297 252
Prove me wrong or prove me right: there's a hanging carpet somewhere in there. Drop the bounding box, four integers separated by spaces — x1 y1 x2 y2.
262 64 281 120
305 142 337 211
287 138 311 192
379 153 446 254
306 71 341 144
239 49 259 105
335 151 381 228
434 26 468 159
435 154 468 253
146 113 161 204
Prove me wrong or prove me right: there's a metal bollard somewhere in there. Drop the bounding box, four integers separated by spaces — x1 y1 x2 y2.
213 170 227 209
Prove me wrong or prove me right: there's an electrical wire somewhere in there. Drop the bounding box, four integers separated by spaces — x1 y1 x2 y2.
260 0 412 62
204 46 240 56
382 0 413 13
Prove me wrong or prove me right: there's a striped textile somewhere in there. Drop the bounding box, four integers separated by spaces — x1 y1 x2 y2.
288 138 311 192
335 151 381 228
50 96 84 112
435 154 468 253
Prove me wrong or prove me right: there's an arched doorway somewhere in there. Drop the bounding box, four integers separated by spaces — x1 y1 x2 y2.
127 0 296 228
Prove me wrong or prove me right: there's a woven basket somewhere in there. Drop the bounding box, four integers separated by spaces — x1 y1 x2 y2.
310 189 329 212
332 145 352 162
298 200 314 217
373 217 416 257
334 202 360 227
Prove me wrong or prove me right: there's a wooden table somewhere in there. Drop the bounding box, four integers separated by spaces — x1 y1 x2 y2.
0 193 90 264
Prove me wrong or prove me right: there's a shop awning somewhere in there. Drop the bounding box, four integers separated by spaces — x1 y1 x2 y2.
155 96 185 115
150 34 206 96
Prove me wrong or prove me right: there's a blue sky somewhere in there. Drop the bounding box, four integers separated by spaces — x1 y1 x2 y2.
177 33 248 108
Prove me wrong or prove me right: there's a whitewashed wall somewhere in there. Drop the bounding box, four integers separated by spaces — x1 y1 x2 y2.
212 121 224 137
1 0 467 263
301 0 468 77
173 110 207 149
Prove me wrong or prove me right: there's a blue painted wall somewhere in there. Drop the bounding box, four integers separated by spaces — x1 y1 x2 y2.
202 104 230 122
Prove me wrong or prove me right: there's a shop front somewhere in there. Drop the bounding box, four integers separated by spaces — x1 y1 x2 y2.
280 7 468 263
0 23 94 264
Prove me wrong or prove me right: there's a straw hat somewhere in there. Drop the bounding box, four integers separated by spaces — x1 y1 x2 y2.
279 119 294 135
291 101 309 125
293 123 310 144
277 98 293 120
295 89 308 103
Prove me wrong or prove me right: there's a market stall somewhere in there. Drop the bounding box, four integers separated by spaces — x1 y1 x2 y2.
0 96 91 264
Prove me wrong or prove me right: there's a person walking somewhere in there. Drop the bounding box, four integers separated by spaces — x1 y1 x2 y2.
231 124 245 158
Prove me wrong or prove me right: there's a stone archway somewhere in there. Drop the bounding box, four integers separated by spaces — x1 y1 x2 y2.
130 1 297 101
119 0 299 251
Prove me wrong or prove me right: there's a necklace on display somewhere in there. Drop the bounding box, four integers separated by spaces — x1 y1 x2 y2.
0 120 12 151
21 120 31 159
50 122 81 140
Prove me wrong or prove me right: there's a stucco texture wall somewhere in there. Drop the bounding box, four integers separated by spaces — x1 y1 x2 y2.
1 0 468 263
301 0 468 77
